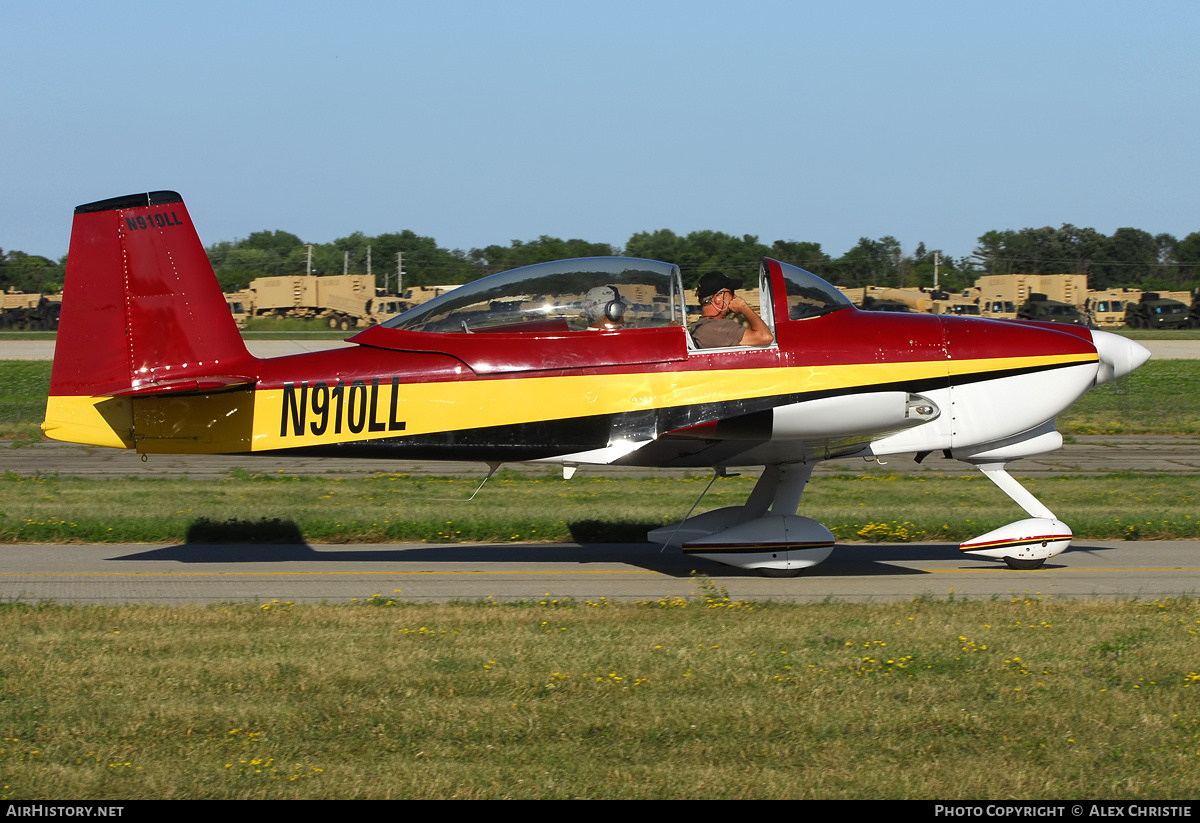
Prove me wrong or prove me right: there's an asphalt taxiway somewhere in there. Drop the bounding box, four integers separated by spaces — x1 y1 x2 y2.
0 540 1196 605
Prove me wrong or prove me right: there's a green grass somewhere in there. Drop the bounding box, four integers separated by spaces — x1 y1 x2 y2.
1057 360 1200 435
239 317 352 335
1 470 1197 544
1111 328 1200 340
0 331 57 341
0 362 51 444
1 592 1197 799
3 349 1197 800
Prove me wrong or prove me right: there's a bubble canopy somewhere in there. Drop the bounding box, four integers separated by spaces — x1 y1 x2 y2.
383 257 684 334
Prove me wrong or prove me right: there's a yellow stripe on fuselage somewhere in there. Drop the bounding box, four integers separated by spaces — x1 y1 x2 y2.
43 352 1097 453
249 353 1095 451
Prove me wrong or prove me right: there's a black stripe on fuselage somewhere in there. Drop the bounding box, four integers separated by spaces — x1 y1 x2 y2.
250 358 1088 463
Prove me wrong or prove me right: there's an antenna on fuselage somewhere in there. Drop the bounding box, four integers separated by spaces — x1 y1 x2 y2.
460 462 502 502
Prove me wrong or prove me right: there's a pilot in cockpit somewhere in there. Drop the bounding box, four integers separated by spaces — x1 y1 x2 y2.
691 271 774 348
582 285 627 331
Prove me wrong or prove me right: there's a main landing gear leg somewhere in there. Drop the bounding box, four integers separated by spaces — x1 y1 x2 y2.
648 462 833 577
740 462 815 522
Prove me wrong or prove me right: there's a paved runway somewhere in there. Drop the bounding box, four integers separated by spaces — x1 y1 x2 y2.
1 540 1196 605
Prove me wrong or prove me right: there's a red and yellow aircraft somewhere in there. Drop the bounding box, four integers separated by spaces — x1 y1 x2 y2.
43 191 1150 575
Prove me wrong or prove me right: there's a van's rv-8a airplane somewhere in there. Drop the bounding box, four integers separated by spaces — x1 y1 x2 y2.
43 192 1151 576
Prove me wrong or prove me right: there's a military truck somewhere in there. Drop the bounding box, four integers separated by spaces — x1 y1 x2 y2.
836 286 935 313
364 295 409 326
866 287 932 312
401 285 460 305
860 295 911 313
1085 288 1141 328
0 290 62 330
1017 293 1087 325
976 273 1088 321
223 275 417 330
980 297 1018 320
1124 292 1190 330
245 274 376 329
224 289 255 327
939 297 982 317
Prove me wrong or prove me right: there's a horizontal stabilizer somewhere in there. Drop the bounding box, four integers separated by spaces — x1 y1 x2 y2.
108 377 256 397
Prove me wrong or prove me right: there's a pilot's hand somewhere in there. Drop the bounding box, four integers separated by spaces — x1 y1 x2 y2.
727 294 751 314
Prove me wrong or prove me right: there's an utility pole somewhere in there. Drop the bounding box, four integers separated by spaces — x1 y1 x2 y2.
934 251 940 290
306 244 312 276
396 253 405 295
343 251 349 275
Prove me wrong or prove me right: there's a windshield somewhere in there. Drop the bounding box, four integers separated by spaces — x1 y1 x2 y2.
773 260 853 320
383 258 682 333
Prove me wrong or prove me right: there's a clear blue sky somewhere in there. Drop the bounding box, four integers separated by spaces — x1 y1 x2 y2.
3 0 1198 263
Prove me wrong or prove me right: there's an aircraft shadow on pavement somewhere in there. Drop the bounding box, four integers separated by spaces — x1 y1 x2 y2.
101 515 1124 576
110 541 733 578
102 536 1097 578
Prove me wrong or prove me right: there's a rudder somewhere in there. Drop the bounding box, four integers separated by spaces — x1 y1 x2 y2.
44 191 257 447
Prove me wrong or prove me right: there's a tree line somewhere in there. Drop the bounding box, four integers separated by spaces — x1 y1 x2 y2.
5 223 1200 297
201 224 1200 295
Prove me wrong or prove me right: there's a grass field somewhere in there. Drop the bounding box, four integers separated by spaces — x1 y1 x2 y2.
1 591 1197 799
1113 328 1200 340
1055 360 1200 435
0 362 49 444
239 317 355 334
2 470 1197 544
2 348 1198 800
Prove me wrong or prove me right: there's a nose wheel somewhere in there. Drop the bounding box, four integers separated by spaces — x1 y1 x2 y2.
960 463 1071 569
759 567 807 578
1003 556 1047 570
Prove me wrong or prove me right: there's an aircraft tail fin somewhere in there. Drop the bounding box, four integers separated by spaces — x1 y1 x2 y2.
44 191 257 447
